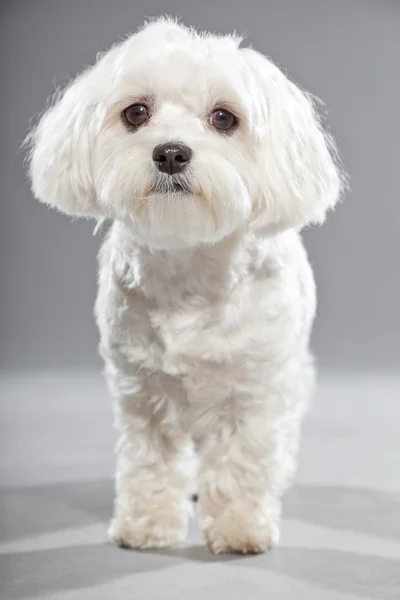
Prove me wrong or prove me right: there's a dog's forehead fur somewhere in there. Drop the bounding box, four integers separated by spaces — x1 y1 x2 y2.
98 19 249 111
132 18 243 55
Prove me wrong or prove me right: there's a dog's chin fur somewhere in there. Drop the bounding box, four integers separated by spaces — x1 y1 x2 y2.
27 17 344 553
123 189 245 250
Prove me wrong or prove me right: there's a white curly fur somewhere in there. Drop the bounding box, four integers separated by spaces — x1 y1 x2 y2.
27 18 343 554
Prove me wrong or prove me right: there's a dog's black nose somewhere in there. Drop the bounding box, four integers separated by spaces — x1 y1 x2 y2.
152 143 192 175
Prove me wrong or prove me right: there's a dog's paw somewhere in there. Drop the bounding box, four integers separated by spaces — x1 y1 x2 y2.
109 501 189 549
200 501 280 555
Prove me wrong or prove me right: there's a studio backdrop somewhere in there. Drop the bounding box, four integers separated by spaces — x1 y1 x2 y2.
1 0 399 371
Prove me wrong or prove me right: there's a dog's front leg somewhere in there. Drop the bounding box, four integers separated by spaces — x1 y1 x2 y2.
109 392 195 549
197 403 299 554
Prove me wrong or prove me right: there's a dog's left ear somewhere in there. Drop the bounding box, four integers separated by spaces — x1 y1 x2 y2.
241 48 345 232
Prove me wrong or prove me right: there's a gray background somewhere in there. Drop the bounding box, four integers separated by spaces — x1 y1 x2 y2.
1 0 399 371
1 4 400 599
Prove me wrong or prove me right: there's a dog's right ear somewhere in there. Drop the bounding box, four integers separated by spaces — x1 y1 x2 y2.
26 70 99 216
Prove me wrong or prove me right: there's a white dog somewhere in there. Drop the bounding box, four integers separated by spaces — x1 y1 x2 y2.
27 18 343 554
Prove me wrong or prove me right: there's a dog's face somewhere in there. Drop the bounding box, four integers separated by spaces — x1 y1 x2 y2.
29 19 343 248
94 27 260 248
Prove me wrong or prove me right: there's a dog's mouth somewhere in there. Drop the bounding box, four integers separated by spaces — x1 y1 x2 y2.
151 175 192 196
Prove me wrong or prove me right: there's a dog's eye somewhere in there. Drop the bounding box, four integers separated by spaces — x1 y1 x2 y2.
210 109 237 132
122 104 149 128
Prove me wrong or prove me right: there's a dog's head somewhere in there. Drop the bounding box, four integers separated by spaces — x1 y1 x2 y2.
28 18 344 248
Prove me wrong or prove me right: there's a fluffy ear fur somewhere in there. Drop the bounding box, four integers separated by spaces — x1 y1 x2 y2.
27 70 99 216
242 48 344 232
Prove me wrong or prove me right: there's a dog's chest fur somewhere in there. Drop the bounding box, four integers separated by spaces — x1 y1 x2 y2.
96 223 314 403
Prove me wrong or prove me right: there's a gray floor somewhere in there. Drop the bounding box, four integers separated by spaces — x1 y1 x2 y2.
0 371 399 599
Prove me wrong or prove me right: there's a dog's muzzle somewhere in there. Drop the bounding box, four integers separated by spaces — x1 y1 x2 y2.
151 175 192 195
151 142 193 195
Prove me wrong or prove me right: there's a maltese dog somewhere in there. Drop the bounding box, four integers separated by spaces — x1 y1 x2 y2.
27 18 344 554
